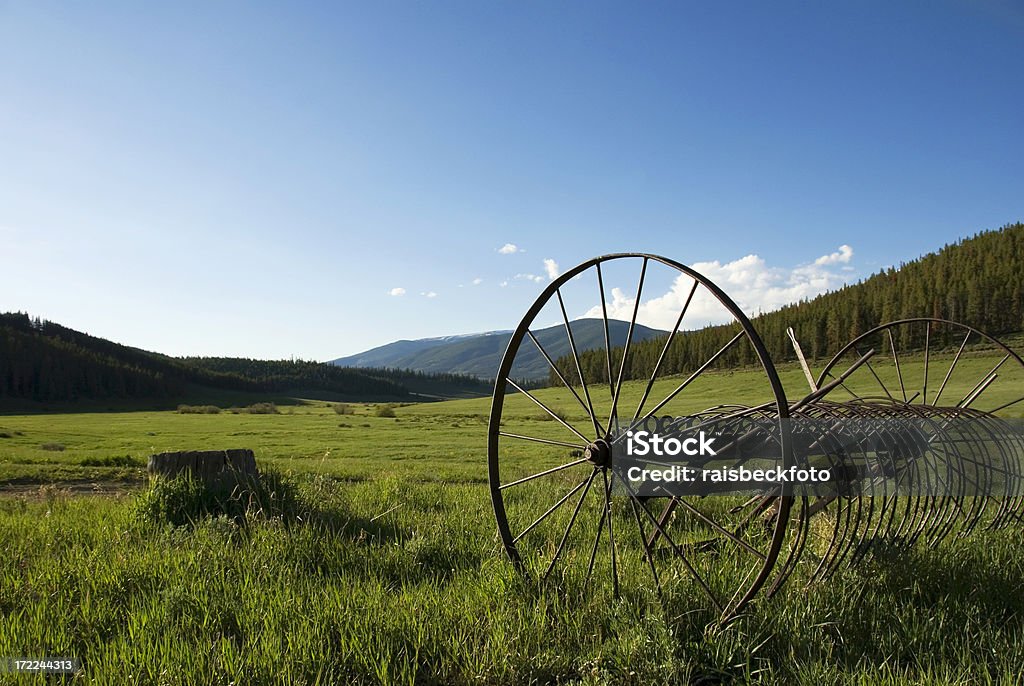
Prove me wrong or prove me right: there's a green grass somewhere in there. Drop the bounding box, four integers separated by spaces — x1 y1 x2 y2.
1 346 1023 683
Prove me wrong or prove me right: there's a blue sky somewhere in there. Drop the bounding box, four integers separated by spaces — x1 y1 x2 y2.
2 1 1022 360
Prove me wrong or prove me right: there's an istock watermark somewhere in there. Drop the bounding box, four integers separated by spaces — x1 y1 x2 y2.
608 415 1024 498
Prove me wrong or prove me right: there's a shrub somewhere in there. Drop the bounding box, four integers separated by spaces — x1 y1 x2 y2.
332 402 354 415
374 404 396 418
177 405 221 414
40 442 65 451
81 455 143 468
228 403 281 415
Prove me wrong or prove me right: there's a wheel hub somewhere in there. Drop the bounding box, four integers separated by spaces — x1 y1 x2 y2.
584 438 612 467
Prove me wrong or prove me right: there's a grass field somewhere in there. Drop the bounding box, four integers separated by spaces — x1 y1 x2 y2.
1 342 1023 684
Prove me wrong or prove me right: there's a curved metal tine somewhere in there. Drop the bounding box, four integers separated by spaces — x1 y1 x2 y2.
505 378 591 444
820 441 860 579
499 457 591 491
671 498 767 560
889 328 908 402
608 257 648 429
845 436 876 567
543 467 598 582
602 470 619 598
555 290 604 438
620 331 747 439
922 321 931 405
627 494 663 600
618 477 724 612
513 475 592 544
768 496 810 596
498 432 586 450
595 262 615 399
810 497 850 582
633 278 699 423
807 430 851 581
527 329 603 437
933 330 972 407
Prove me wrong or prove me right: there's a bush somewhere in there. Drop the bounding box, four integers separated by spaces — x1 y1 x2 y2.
228 403 281 415
81 455 143 468
332 403 355 415
177 405 221 414
374 404 396 418
40 442 65 451
132 469 302 527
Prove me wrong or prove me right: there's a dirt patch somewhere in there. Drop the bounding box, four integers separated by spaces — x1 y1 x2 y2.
0 479 144 498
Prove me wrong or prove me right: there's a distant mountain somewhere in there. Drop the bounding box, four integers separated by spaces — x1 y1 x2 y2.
330 319 669 381
330 331 510 369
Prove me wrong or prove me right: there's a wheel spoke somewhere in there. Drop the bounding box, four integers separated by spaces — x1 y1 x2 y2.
990 395 1024 414
922 321 931 405
673 498 767 560
499 457 590 491
933 330 972 406
625 330 746 435
633 278 699 423
596 262 615 399
889 328 908 402
506 378 590 443
555 290 604 438
543 467 598 581
585 500 606 586
513 475 592 544
856 346 894 400
602 469 619 598
618 478 723 611
608 257 648 428
628 494 662 598
527 330 603 437
497 432 585 450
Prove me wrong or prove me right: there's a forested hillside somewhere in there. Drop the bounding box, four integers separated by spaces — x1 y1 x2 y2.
0 314 409 403
552 222 1024 386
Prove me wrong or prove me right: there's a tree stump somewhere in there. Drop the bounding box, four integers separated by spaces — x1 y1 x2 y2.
147 449 258 484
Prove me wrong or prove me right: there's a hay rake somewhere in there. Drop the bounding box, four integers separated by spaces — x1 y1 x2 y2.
487 254 1024 621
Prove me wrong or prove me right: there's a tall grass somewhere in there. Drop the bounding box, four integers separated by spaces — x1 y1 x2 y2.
1 474 1023 684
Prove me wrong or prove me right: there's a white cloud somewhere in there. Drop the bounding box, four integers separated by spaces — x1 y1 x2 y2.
388 287 406 296
515 273 544 284
500 280 509 288
582 246 858 331
472 277 483 285
814 244 853 266
498 243 522 254
421 291 438 298
543 258 560 280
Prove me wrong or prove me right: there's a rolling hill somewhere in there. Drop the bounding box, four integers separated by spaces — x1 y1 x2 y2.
330 319 669 381
0 313 488 405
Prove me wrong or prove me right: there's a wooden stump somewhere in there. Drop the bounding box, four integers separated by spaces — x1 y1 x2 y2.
147 449 258 483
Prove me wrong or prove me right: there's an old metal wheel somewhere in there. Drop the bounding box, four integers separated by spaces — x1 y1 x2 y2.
487 253 792 621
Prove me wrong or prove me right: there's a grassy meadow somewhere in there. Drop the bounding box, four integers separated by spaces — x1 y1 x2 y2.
1 340 1024 684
